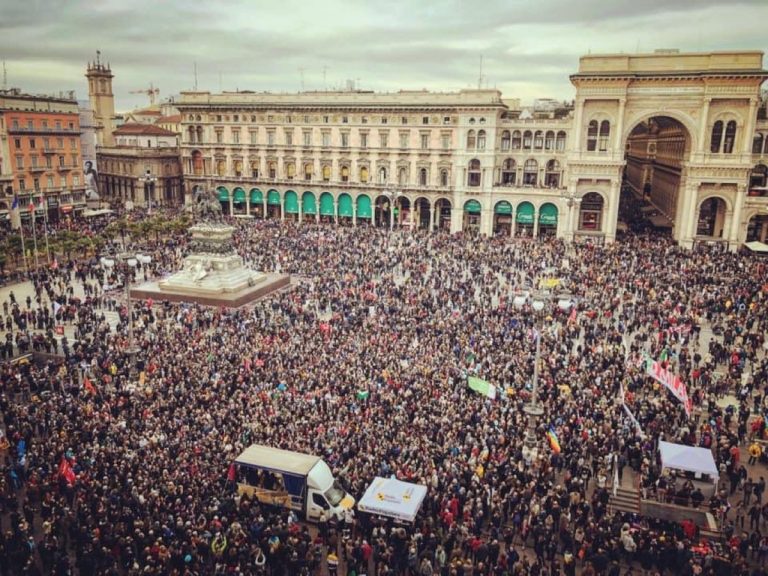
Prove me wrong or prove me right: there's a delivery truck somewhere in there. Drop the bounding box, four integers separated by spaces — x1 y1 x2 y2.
232 444 355 522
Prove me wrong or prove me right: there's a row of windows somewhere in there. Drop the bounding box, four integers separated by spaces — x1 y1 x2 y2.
469 158 562 188
192 152 452 186
471 129 568 151
13 154 79 169
16 173 80 192
188 125 454 150
710 120 737 154
752 133 768 155
9 118 76 131
188 113 455 126
13 137 79 151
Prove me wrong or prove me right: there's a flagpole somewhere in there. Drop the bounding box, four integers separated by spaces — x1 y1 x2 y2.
31 203 39 271
19 217 29 275
42 195 51 264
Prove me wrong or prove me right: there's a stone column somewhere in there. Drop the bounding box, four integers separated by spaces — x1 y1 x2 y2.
697 98 711 154
604 179 621 244
263 199 267 220
729 184 747 247
572 98 584 154
614 98 626 158
532 208 540 239
430 203 436 232
246 200 251 217
334 199 338 224
481 208 493 237
742 99 758 155
352 205 357 227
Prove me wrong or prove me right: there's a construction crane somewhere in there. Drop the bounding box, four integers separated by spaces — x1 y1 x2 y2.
129 83 160 105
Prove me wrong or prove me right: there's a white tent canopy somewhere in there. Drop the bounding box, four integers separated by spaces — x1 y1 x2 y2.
745 241 768 253
658 441 719 480
357 477 427 523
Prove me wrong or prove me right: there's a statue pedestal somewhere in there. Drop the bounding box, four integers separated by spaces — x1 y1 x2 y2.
131 223 290 307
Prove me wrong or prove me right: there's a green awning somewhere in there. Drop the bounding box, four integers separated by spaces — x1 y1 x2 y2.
464 200 481 214
320 193 334 216
516 202 534 224
233 188 246 203
495 201 512 215
338 194 353 217
250 188 263 203
302 193 317 215
539 203 558 225
267 190 280 206
217 186 229 201
356 195 372 219
284 190 299 214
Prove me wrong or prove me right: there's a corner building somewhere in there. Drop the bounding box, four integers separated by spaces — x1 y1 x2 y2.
177 50 768 248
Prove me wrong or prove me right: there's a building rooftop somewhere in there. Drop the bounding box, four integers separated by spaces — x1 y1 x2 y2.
573 50 766 78
113 122 178 137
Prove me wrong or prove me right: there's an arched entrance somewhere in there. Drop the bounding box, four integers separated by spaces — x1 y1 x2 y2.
538 203 558 238
414 197 431 230
578 193 605 235
515 201 534 237
284 190 299 221
463 200 482 233
356 195 372 225
434 198 452 231
267 189 281 219
319 192 334 223
232 187 246 215
396 197 411 228
493 201 513 235
747 213 768 242
338 193 353 225
302 192 317 221
622 115 691 235
217 186 230 215
250 188 264 218
696 197 728 238
374 195 390 228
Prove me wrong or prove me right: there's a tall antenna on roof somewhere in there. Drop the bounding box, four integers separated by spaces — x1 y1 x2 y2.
478 55 484 89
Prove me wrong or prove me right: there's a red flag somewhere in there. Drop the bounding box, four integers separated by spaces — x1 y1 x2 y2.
568 308 577 325
227 463 236 482
51 258 59 271
55 325 64 336
58 456 76 486
146 297 154 309
28 198 36 212
83 376 97 395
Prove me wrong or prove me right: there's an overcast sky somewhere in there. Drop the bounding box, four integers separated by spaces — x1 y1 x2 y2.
1 0 767 112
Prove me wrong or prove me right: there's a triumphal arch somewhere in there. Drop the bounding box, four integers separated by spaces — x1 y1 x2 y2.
567 50 767 248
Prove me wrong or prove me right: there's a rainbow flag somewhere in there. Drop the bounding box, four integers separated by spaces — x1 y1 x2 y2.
546 426 561 454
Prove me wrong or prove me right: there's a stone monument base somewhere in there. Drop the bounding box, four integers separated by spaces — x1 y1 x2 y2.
131 273 290 308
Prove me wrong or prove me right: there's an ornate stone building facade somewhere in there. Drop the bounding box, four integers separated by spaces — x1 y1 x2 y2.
176 50 768 248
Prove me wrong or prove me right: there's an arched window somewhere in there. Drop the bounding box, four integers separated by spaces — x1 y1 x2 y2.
534 130 543 150
523 131 533 149
192 151 203 176
268 161 277 179
710 121 724 153
511 131 522 150
544 131 555 150
477 130 486 150
360 166 369 183
501 130 511 151
467 159 481 187
341 165 350 182
304 163 313 181
419 168 428 186
379 167 387 183
251 161 259 178
523 159 538 186
286 162 296 179
398 167 408 185
501 158 516 185
216 159 226 177
322 164 331 181
188 126 196 144
587 121 599 152
545 160 561 188
440 169 449 187
579 192 604 231
234 160 243 177
749 164 768 189
753 134 764 155
723 121 737 154
196 126 203 143
598 121 610 152
556 131 567 151
466 129 476 149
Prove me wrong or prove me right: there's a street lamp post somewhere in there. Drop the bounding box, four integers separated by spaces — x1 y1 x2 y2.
140 170 158 214
520 296 546 464
100 251 152 383
561 190 582 244
384 183 403 232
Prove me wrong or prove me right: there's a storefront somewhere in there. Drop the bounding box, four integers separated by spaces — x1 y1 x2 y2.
356 195 372 224
284 190 299 221
217 187 230 215
516 202 534 237
250 189 264 218
463 199 481 233
338 194 353 225
493 201 513 235
538 203 558 237
319 192 335 223
267 190 281 219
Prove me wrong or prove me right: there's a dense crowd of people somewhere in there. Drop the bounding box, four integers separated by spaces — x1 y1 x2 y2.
0 215 766 575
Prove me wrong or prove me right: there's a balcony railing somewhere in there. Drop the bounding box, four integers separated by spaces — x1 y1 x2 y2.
8 126 81 135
